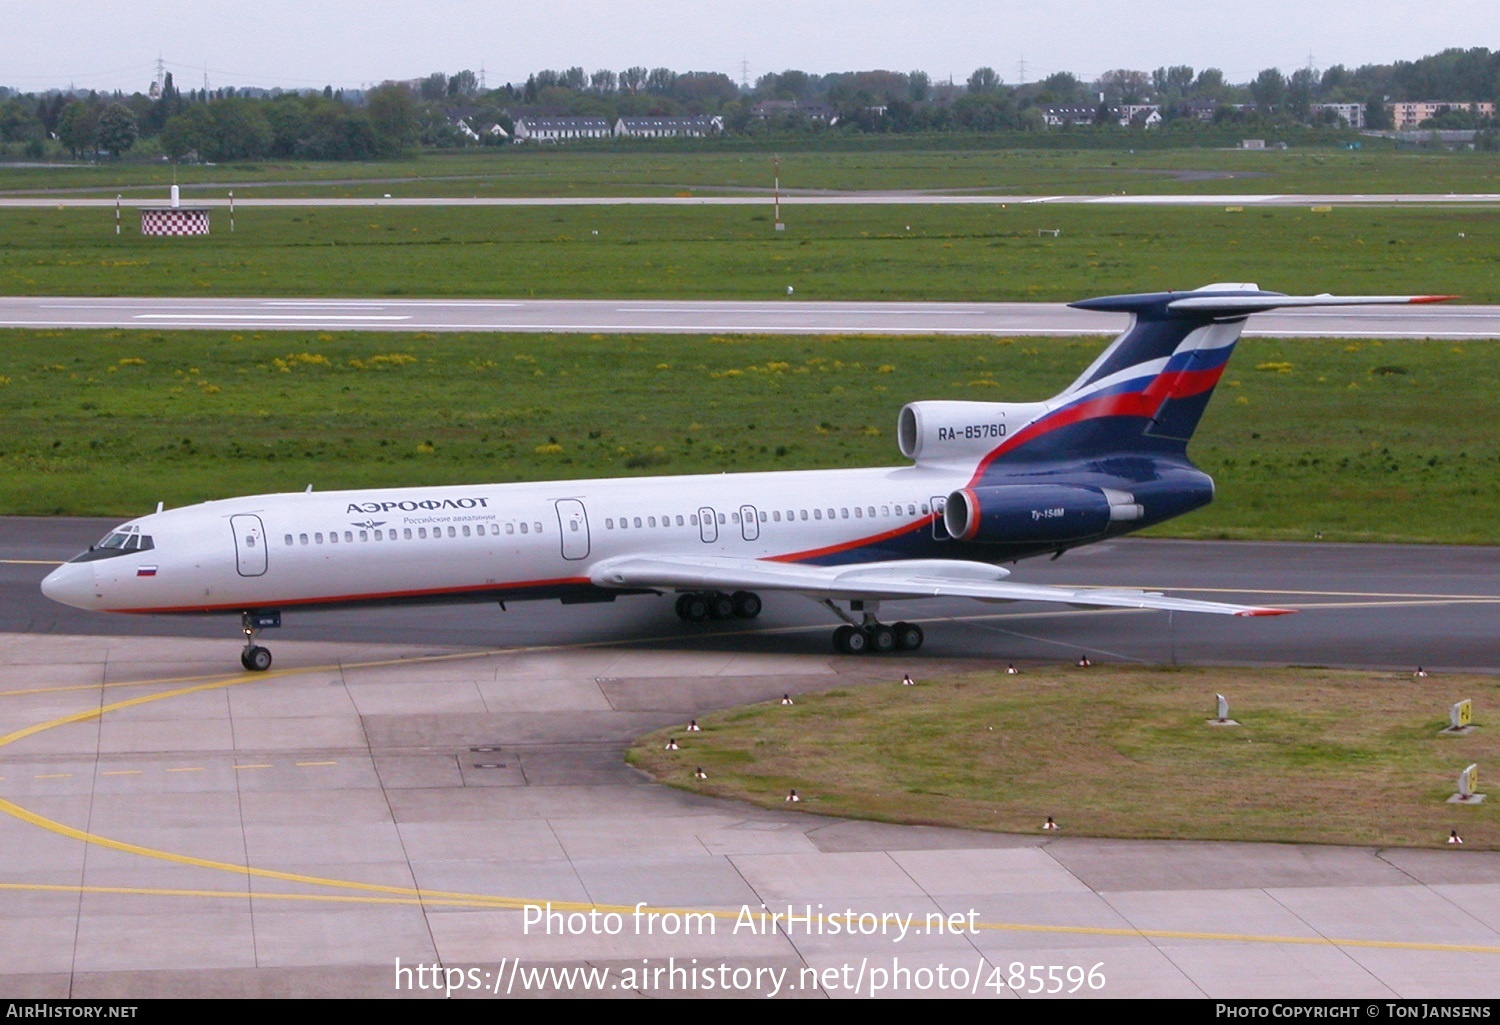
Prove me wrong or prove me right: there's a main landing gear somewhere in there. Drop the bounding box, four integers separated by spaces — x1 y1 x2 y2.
675 590 763 622
824 600 923 655
239 610 281 672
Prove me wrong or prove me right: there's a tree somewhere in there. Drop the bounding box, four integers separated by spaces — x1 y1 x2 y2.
1249 68 1287 111
160 104 214 160
57 100 99 158
1286 68 1317 118
1097 69 1150 104
589 69 617 94
95 102 137 157
1037 71 1082 104
646 67 677 94
967 66 1001 94
419 73 448 101
448 70 478 98
619 66 649 94
908 70 930 102
365 82 418 155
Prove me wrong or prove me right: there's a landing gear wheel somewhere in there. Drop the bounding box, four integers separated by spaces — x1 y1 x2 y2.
893 622 924 651
731 590 762 619
708 593 735 620
868 624 897 654
680 594 710 622
241 646 272 672
833 625 869 655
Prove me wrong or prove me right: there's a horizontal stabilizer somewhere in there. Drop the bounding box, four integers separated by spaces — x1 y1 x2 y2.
1164 293 1458 315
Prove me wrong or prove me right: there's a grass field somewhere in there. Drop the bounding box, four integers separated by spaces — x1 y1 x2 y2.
6 146 1500 199
2 203 1495 301
1 328 1494 544
628 664 1500 849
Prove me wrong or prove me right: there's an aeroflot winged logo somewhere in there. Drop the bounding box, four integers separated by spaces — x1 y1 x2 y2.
346 497 492 514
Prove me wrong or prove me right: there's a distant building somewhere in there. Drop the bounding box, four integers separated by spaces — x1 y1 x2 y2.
1311 103 1365 129
1119 104 1161 127
1041 105 1107 127
512 116 612 143
1386 101 1494 130
614 116 722 139
750 100 839 125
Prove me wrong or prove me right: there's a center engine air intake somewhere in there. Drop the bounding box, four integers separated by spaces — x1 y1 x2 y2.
943 484 1143 544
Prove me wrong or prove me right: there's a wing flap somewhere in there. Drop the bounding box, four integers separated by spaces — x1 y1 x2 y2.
589 555 1292 617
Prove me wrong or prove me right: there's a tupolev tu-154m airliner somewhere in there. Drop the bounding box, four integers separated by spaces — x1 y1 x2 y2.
42 285 1450 671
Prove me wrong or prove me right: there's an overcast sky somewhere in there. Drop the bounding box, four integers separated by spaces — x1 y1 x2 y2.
8 1 1499 94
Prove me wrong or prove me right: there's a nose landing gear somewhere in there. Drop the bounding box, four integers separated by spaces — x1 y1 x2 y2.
239 610 280 672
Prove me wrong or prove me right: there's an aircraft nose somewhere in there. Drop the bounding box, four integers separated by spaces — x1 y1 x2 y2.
41 561 98 610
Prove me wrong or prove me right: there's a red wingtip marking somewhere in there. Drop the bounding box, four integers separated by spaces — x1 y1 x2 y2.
1410 294 1461 304
1237 608 1296 617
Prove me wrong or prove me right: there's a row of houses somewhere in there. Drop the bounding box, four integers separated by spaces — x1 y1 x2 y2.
461 99 1498 143
1043 100 1494 131
452 115 724 143
499 115 723 142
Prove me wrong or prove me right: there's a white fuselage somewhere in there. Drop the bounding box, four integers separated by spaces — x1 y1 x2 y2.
44 463 974 614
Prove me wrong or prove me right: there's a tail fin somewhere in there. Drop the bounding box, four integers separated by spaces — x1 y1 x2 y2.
997 284 1452 462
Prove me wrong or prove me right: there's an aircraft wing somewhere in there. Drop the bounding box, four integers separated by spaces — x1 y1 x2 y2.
588 555 1292 617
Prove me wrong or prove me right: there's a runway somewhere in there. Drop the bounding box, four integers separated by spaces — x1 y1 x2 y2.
3 192 1499 208
3 517 1500 998
2 295 1497 338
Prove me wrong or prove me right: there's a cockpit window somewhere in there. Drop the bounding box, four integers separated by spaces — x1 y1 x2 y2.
69 528 155 563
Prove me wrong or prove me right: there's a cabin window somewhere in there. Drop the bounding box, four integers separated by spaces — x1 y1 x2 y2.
403 528 412 540
731 512 739 524
315 532 324 544
717 513 725 525
759 511 767 522
675 515 684 526
520 522 529 534
299 533 308 545
447 526 455 538
461 525 470 537
773 511 781 522
800 510 808 521
648 516 657 528
534 522 543 533
921 504 929 514
358 530 368 542
329 531 339 544
854 507 863 518
634 517 642 528
690 514 698 525
814 509 822 520
284 534 293 546
506 523 515 534
605 518 614 529
374 529 383 540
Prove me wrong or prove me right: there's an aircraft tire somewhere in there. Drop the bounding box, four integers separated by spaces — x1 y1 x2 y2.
833 625 868 655
709 593 735 620
731 591 762 619
681 594 711 622
893 622 924 651
243 646 272 672
868 625 897 653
